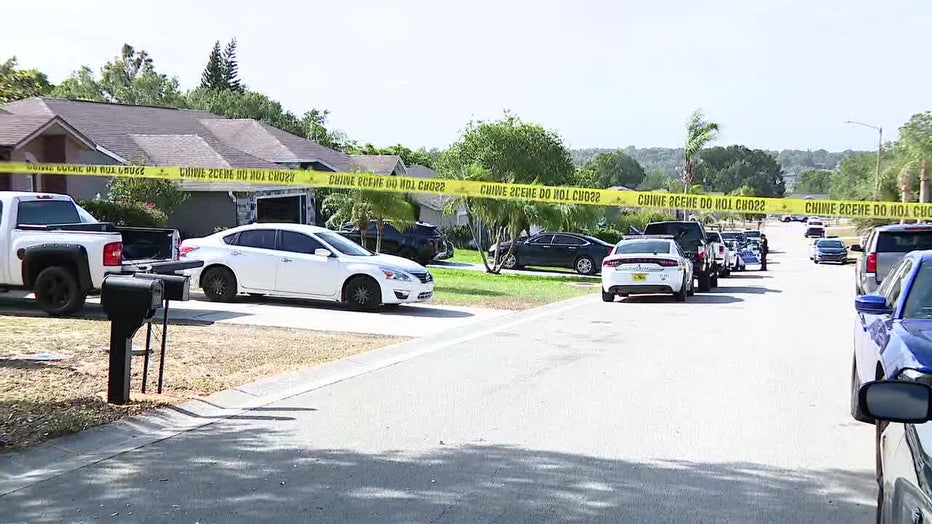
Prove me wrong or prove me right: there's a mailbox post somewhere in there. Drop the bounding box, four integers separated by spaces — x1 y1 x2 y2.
100 275 163 405
134 273 191 393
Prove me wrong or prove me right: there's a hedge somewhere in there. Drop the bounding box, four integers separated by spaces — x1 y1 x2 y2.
79 199 168 227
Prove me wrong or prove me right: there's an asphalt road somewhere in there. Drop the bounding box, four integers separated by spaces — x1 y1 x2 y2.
0 222 876 523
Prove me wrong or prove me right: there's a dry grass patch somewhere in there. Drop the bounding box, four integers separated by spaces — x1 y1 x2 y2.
0 316 402 451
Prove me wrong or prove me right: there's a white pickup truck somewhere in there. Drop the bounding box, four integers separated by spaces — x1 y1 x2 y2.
0 191 200 316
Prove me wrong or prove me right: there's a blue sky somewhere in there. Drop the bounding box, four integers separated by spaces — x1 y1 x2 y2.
3 0 928 151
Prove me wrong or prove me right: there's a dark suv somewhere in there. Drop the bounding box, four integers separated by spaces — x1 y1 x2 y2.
339 221 449 265
643 221 717 291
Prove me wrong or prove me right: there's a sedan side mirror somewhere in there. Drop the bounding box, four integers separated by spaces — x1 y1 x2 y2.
314 248 332 258
859 380 932 423
850 244 863 252
855 294 891 315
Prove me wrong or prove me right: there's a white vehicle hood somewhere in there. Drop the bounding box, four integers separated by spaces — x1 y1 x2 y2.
353 253 428 272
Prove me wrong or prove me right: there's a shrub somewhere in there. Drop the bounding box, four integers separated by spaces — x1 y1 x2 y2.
441 224 474 248
79 199 168 227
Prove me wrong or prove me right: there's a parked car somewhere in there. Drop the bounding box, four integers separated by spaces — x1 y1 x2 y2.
0 191 196 316
744 229 762 241
600 235 694 302
490 232 613 275
848 251 932 521
804 225 826 238
705 230 731 277
806 216 824 226
853 224 932 295
721 231 748 246
781 215 806 222
643 221 717 291
724 240 746 271
179 223 434 311
856 380 932 523
812 238 848 264
339 221 448 265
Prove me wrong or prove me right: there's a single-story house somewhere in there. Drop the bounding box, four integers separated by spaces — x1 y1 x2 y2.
406 164 468 228
0 97 369 238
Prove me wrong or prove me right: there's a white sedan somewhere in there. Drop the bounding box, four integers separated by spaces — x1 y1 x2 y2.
600 236 694 302
179 223 434 311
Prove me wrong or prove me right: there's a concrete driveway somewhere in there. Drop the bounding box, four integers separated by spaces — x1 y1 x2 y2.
0 221 876 522
0 292 508 338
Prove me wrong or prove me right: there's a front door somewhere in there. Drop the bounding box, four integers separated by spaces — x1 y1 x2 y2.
228 229 279 290
275 230 341 298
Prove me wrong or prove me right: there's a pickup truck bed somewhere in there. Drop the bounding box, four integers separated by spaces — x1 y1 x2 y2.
1 191 201 315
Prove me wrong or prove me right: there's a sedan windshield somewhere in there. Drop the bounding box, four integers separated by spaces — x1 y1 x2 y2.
614 241 671 254
904 263 932 319
818 240 845 249
318 231 373 256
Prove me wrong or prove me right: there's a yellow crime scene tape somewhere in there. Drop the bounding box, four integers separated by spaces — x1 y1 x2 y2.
3 162 931 221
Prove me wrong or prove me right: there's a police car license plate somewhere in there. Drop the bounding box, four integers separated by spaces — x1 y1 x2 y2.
632 273 647 282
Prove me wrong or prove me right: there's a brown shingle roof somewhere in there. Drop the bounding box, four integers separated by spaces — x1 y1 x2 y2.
130 134 233 168
406 164 437 179
0 97 336 171
0 114 55 147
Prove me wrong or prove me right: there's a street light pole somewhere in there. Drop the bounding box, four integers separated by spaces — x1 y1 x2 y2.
845 120 883 199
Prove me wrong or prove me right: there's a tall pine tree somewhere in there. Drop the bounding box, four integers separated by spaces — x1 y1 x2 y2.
221 38 242 92
200 41 224 90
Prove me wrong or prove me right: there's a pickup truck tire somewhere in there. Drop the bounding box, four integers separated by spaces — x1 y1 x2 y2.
34 266 86 316
202 267 238 302
697 272 712 292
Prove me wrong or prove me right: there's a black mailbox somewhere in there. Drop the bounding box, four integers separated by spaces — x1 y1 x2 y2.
101 275 163 404
134 273 191 302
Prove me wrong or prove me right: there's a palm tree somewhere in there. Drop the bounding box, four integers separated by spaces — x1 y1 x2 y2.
323 190 373 248
365 190 416 253
683 109 720 190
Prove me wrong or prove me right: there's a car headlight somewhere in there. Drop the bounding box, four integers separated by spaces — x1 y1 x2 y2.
380 267 412 281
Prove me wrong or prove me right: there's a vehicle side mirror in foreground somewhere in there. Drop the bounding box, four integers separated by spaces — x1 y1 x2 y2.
855 294 891 315
859 380 932 423
314 248 332 258
851 244 863 252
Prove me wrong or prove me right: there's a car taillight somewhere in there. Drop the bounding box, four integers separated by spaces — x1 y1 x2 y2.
103 242 123 266
657 259 678 267
603 259 621 268
866 252 877 273
179 245 199 257
697 251 706 260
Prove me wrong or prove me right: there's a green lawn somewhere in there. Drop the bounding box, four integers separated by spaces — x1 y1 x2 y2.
450 247 484 265
429 268 598 310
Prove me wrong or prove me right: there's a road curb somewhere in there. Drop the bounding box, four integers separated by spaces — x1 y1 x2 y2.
0 292 596 497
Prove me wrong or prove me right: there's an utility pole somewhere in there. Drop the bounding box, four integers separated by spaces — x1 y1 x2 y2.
845 120 883 199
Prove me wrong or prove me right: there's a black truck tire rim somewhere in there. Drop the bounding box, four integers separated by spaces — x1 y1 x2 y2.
40 275 70 307
577 258 593 274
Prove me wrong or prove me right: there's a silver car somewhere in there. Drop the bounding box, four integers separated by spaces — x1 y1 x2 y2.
852 224 932 294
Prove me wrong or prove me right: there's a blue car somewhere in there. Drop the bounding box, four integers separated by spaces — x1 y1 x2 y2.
813 238 849 264
850 249 932 522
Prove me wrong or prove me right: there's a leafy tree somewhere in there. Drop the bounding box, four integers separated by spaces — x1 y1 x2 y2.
439 112 575 186
579 151 646 188
322 190 415 253
683 109 720 190
695 145 785 197
0 57 53 103
107 177 188 216
438 113 575 273
323 190 373 247
221 38 242 92
348 143 437 169
366 191 416 253
200 41 225 90
185 88 345 150
638 170 673 191
54 44 184 106
794 169 833 194
828 152 878 201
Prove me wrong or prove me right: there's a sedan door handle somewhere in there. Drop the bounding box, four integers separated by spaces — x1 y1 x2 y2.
281 257 293 263
231 251 243 256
